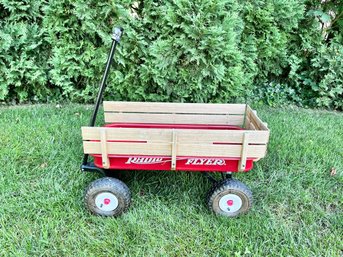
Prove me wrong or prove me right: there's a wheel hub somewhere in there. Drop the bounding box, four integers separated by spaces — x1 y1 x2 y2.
219 194 242 213
95 192 119 211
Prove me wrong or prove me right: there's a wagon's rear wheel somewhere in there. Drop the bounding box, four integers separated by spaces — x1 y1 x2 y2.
207 179 252 217
84 177 131 217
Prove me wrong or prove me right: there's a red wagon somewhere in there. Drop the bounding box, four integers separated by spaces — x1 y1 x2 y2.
81 28 270 217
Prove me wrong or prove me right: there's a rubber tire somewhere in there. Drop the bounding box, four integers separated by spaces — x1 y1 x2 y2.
207 179 253 217
84 177 131 217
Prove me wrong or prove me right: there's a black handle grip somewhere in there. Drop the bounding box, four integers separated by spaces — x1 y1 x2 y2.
112 27 123 42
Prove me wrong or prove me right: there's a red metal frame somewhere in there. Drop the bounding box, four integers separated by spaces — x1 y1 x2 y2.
91 123 255 172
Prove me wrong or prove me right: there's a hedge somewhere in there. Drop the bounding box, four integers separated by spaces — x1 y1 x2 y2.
0 0 342 109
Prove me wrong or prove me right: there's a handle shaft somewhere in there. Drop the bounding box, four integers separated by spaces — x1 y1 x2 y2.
82 27 123 167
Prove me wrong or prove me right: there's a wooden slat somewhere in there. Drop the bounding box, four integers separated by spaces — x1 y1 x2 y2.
84 141 172 155
103 101 246 115
82 127 270 144
248 115 261 130
82 127 171 142
176 130 269 144
176 144 267 158
104 113 244 125
245 110 260 130
246 106 269 131
245 117 257 130
83 141 267 158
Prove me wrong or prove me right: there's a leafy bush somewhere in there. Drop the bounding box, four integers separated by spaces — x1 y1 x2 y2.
116 0 249 103
251 82 302 107
0 0 342 109
288 41 343 109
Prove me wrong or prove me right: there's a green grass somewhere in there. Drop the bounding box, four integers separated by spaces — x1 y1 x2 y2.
0 104 342 256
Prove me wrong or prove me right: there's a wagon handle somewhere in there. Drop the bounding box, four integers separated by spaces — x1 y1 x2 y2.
82 26 123 167
89 26 123 127
112 27 123 42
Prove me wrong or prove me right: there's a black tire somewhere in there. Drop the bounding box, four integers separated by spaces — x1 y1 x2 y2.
84 177 131 217
207 179 252 217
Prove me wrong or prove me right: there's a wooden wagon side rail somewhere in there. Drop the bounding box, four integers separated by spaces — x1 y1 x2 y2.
103 101 247 126
81 127 269 143
244 105 269 131
103 101 247 114
82 127 269 171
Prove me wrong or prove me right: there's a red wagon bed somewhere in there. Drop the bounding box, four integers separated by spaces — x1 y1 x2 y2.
82 101 270 173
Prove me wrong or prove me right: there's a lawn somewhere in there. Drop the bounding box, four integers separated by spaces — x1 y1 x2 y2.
0 104 342 256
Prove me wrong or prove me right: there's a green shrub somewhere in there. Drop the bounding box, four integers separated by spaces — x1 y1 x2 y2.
0 1 49 102
0 0 342 109
251 82 302 107
114 0 249 103
289 41 343 109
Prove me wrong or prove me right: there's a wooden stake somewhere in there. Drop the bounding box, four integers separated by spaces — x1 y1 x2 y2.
171 130 177 170
238 133 250 171
100 129 110 169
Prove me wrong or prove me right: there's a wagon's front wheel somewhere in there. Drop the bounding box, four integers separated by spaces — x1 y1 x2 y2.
207 179 252 217
84 177 131 217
